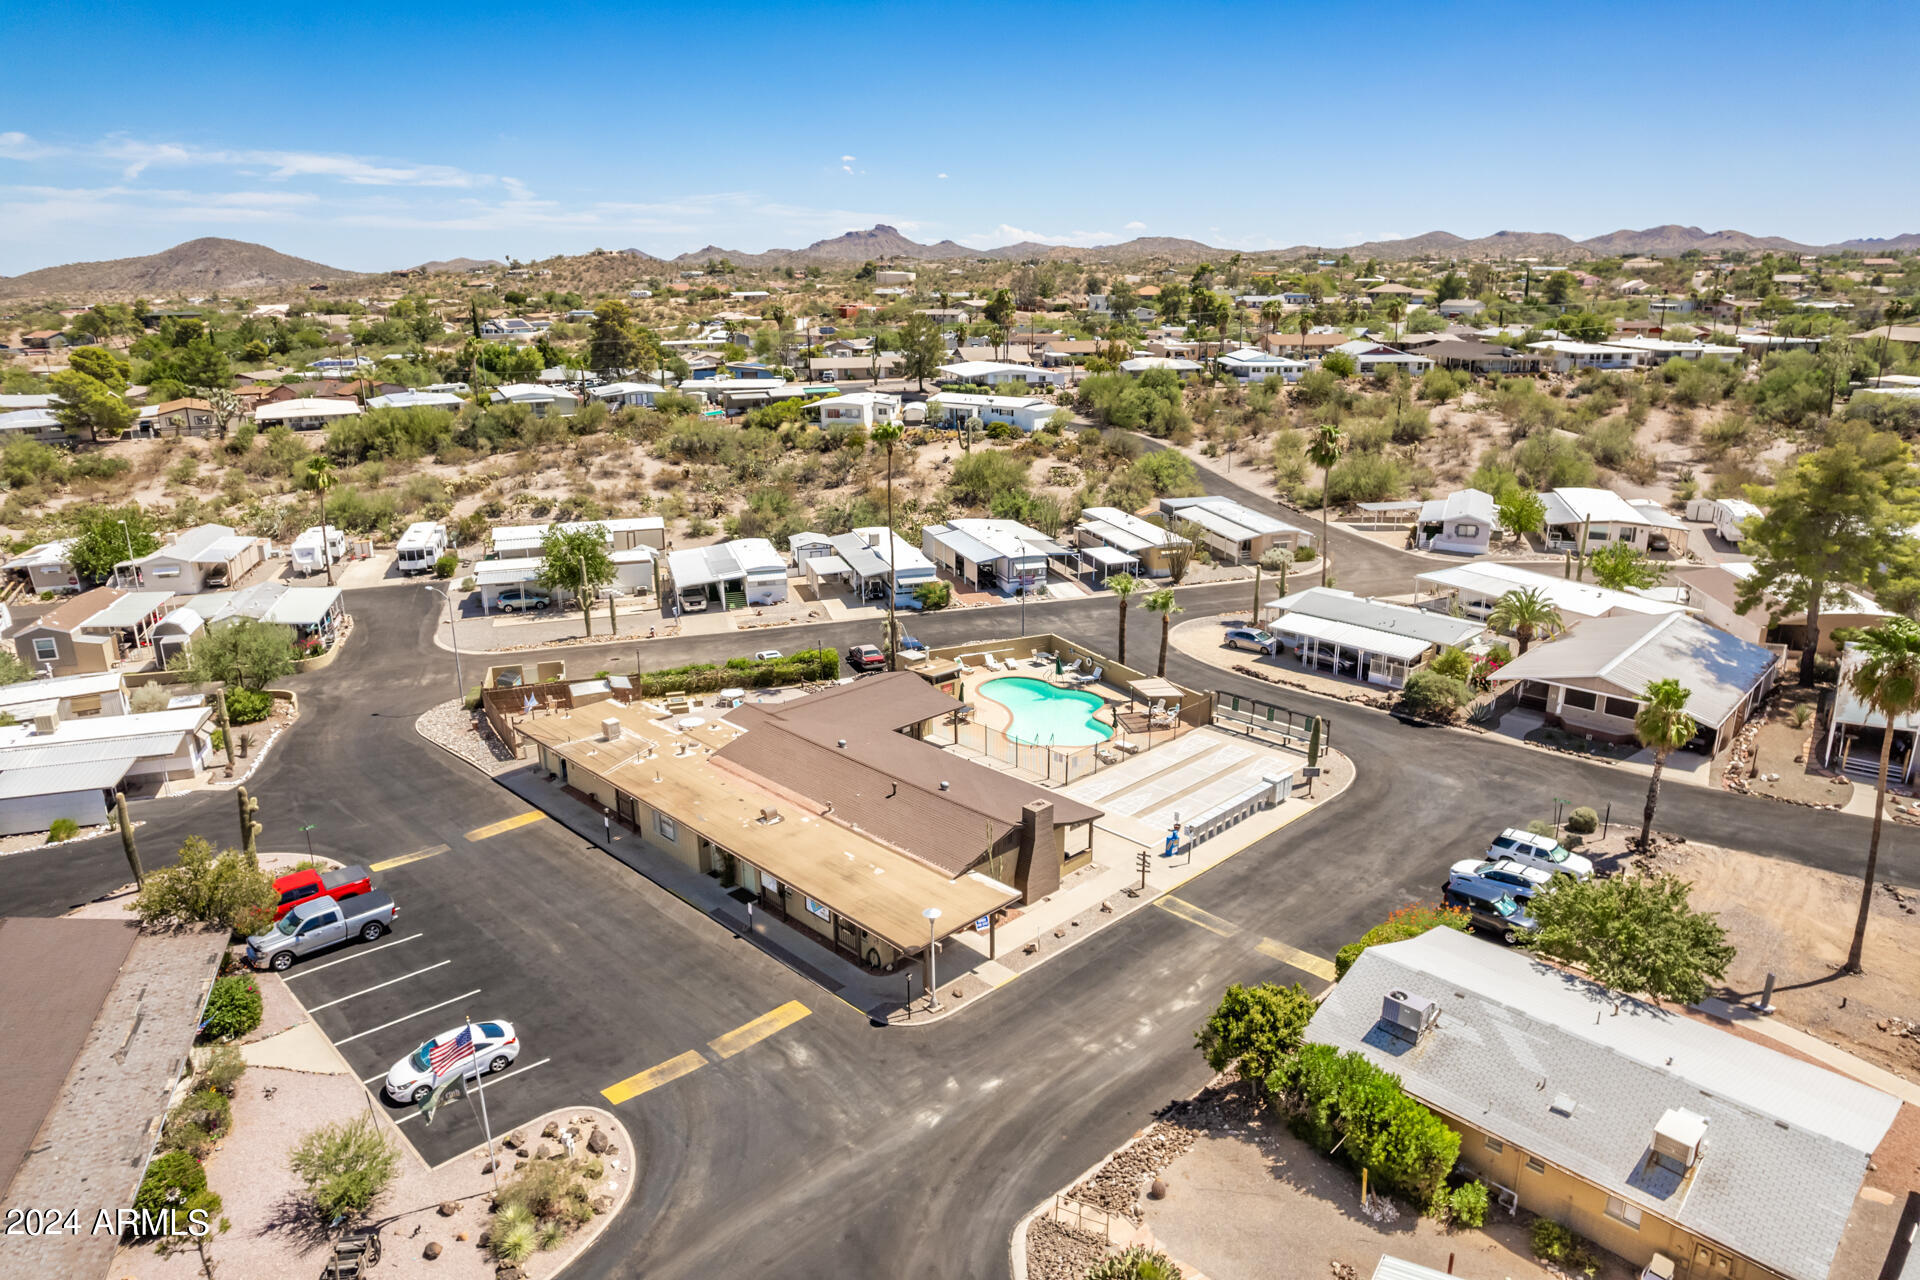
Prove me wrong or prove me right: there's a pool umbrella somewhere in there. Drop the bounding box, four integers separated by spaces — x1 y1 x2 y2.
1054 655 1062 676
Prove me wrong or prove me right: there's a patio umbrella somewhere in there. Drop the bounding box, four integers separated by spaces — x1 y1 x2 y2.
1054 655 1062 676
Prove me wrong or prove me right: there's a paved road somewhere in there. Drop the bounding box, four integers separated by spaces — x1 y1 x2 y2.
5 583 1915 1279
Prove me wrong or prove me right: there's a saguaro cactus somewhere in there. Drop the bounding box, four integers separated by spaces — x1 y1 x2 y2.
237 786 261 858
115 791 142 888
215 685 235 772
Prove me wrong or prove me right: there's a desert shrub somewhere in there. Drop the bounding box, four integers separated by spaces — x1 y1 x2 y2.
1530 1218 1598 1272
1565 806 1599 835
1400 670 1470 720
1324 451 1410 503
133 1150 216 1223
47 817 79 842
162 1089 233 1158
198 1042 248 1096
1428 646 1472 681
288 1114 400 1220
129 682 174 713
1446 1180 1490 1228
1335 903 1470 978
633 648 837 696
225 686 273 724
497 1157 597 1224
202 973 263 1040
946 450 1030 506
433 552 458 579
133 836 275 935
1293 544 1316 562
1087 1246 1184 1279
1269 1043 1461 1202
1194 983 1317 1082
912 580 951 610
490 1203 537 1262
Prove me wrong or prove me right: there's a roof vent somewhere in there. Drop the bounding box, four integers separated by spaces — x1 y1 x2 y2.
1549 1093 1577 1117
1380 989 1439 1044
939 780 950 791
1652 1107 1709 1170
837 738 847 749
32 711 59 735
757 807 782 826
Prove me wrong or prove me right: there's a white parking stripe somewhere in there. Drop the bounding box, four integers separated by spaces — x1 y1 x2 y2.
335 989 482 1045
283 933 421 977
305 960 452 1013
362 1069 390 1084
391 1058 553 1125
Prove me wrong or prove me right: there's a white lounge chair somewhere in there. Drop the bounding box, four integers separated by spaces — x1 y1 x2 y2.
954 656 972 673
1151 703 1181 728
985 653 1008 672
1146 699 1166 718
1059 657 1083 677
1071 665 1103 684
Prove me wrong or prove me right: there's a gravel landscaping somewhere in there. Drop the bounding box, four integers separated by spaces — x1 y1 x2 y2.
417 697 520 775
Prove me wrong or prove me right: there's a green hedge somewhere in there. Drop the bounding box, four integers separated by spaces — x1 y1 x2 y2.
202 972 263 1040
632 648 838 696
1269 1043 1460 1202
225 686 273 725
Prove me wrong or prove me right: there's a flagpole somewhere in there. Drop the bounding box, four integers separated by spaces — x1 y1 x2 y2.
468 1016 500 1195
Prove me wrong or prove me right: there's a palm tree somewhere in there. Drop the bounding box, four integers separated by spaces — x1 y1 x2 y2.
1259 301 1283 341
1144 588 1182 677
1382 297 1405 343
1878 300 1907 390
872 421 904 670
1633 678 1697 848
1487 587 1561 654
1842 618 1920 972
305 455 337 587
1295 312 1311 361
1107 572 1140 667
1306 423 1344 587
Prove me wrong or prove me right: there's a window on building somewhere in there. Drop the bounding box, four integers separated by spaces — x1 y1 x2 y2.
1604 1196 1642 1228
654 812 677 843
1525 1156 1546 1175
1484 1136 1504 1153
31 637 58 662
1453 523 1480 538
1562 689 1598 711
1601 696 1636 719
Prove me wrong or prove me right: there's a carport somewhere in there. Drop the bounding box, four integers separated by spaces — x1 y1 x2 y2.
1268 611 1430 688
1079 544 1137 583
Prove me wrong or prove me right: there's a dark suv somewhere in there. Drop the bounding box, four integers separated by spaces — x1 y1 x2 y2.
1442 883 1536 945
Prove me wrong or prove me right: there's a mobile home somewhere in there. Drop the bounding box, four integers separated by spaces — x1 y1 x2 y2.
395 522 449 576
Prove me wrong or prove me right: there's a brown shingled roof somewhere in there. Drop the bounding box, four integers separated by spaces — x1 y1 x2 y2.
716 673 1102 878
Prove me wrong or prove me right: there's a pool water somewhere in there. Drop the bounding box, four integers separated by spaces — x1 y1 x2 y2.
980 676 1114 746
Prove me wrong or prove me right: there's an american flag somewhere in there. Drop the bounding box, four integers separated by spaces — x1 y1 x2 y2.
428 1027 474 1075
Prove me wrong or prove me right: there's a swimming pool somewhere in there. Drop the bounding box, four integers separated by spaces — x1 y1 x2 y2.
979 677 1114 747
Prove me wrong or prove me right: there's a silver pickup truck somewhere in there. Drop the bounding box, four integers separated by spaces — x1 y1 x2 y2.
246 890 400 971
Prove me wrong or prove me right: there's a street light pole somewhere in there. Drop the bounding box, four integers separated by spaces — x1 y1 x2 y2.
922 906 942 1011
117 519 134 584
428 584 465 701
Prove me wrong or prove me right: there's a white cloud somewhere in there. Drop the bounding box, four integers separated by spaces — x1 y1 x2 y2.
0 131 491 188
1124 220 1145 231
0 131 59 160
840 154 855 163
957 224 1121 249
937 172 948 180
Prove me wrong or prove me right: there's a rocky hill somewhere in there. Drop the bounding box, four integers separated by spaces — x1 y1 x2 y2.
0 237 360 302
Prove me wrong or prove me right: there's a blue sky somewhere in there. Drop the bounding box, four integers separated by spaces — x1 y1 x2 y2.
2 0 1915 274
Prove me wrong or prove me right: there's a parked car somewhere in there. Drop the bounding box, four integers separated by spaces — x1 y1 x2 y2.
845 644 887 673
271 864 373 920
494 588 551 614
1443 883 1536 944
383 1020 520 1104
246 892 400 971
1486 827 1594 880
1448 857 1554 902
1223 627 1279 655
752 650 782 662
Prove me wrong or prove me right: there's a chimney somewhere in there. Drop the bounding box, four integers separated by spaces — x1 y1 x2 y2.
1012 799 1057 905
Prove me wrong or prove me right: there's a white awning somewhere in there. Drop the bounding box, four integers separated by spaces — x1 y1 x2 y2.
1080 546 1138 568
1270 611 1431 661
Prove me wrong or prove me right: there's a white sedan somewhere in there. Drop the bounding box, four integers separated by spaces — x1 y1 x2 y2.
1486 827 1595 880
1449 857 1554 901
384 1021 520 1104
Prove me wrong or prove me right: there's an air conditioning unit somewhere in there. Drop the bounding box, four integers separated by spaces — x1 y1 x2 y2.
1381 989 1439 1042
1652 1108 1709 1169
601 717 621 742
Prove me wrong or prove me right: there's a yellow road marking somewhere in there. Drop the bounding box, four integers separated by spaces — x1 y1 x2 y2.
602 1050 706 1105
707 1000 811 1059
465 812 547 841
371 844 450 872
1156 895 1240 937
1255 937 1338 981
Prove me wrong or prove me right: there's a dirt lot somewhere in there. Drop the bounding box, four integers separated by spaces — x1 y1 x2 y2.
1595 832 1920 1082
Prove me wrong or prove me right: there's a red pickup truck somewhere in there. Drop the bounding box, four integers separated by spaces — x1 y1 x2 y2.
271 864 373 920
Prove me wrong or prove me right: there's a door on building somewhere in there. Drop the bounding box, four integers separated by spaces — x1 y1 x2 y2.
834 914 860 956
615 791 637 826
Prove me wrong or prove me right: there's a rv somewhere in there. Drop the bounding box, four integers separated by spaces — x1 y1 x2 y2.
395 522 448 576
290 526 347 576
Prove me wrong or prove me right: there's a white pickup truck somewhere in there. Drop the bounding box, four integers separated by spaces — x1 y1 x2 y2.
246 891 400 971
